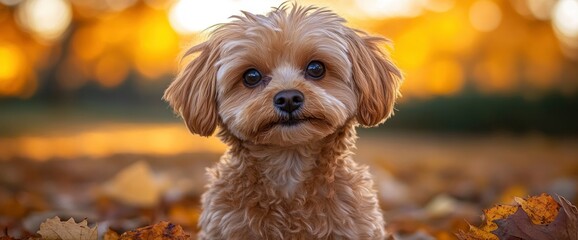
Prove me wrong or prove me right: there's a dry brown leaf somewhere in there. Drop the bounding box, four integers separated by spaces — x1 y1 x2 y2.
37 216 97 240
457 194 578 240
118 221 191 240
514 193 559 225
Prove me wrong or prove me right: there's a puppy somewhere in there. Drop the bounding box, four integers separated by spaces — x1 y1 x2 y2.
164 4 402 240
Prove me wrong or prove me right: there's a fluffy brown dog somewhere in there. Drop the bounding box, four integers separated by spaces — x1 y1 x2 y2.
164 4 402 239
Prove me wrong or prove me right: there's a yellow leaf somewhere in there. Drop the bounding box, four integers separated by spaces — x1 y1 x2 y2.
515 193 560 225
37 216 97 240
456 224 498 240
103 161 166 207
481 204 517 232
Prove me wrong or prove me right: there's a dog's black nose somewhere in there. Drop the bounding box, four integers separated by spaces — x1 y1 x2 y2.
274 90 304 113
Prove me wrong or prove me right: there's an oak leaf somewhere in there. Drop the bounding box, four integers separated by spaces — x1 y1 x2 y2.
37 216 97 240
514 193 559 225
481 204 518 232
457 194 578 240
118 221 191 240
493 196 578 240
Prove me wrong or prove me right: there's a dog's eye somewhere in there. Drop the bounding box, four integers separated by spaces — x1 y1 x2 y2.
305 61 325 79
243 68 262 87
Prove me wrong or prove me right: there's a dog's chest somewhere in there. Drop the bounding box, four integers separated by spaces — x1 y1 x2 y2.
258 148 316 198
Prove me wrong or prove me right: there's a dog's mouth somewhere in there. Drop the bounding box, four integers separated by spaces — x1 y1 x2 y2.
278 117 312 126
259 115 326 132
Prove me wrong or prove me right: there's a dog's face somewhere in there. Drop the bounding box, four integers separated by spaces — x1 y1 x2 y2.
165 5 402 146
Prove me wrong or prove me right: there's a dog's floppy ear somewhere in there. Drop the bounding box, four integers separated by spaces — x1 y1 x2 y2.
163 42 219 137
346 31 403 127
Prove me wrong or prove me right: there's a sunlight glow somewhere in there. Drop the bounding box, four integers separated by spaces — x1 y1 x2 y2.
16 0 72 41
104 0 137 12
355 0 422 18
527 0 556 20
0 124 227 161
134 12 179 79
427 59 464 96
552 0 578 39
0 0 22 6
422 0 456 12
168 0 283 34
0 42 34 98
469 0 502 32
95 54 129 88
0 43 23 81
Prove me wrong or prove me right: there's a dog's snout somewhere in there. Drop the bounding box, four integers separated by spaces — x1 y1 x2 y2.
274 90 304 113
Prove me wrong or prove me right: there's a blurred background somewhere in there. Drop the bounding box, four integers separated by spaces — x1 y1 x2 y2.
1 0 577 238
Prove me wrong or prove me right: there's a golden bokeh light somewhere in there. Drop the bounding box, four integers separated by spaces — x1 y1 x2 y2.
552 0 578 38
523 28 562 89
469 0 502 32
527 0 556 20
95 53 129 88
355 0 422 18
0 0 21 6
0 0 576 99
133 9 179 79
394 28 432 71
0 124 227 161
552 0 578 58
425 10 477 53
104 0 137 12
15 0 72 41
72 26 106 61
427 59 464 96
168 0 284 34
474 51 517 92
0 42 23 80
423 0 456 12
0 41 36 98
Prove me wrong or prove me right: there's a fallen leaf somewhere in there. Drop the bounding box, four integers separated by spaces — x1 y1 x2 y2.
456 224 498 240
514 193 559 225
37 216 97 240
481 204 517 232
493 195 576 240
559 196 578 240
118 221 191 240
457 193 578 240
103 161 164 207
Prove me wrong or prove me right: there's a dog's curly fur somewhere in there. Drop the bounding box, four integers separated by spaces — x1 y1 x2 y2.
164 4 402 239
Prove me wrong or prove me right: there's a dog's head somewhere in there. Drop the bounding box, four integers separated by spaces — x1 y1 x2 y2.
164 5 402 146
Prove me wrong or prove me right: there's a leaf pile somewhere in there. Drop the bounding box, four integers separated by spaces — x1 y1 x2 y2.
0 217 191 240
107 221 191 240
457 193 578 240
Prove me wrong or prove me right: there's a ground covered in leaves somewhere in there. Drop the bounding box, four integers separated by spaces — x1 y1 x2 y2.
1 132 577 239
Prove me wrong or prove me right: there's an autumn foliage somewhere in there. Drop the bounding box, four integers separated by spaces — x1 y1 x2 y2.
458 193 578 240
0 193 575 239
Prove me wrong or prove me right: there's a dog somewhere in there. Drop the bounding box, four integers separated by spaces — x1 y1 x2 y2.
164 4 402 239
